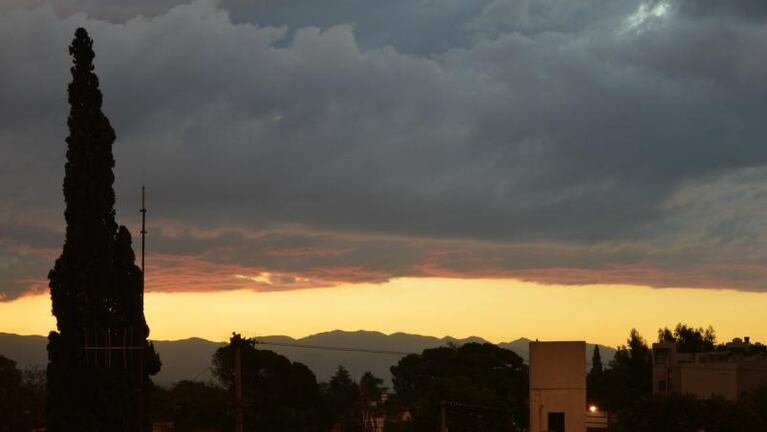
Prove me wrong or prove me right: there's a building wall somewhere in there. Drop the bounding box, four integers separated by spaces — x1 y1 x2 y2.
736 361 767 395
652 342 767 401
651 342 675 396
530 341 586 432
679 363 738 400
652 365 671 396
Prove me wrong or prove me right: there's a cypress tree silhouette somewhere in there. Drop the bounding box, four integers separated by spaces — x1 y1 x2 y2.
587 346 604 406
47 28 160 431
591 345 603 376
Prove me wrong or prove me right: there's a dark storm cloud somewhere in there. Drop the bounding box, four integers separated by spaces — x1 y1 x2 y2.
2 0 767 299
0 243 50 300
0 0 186 22
0 0 640 54
221 0 486 54
676 0 767 21
0 222 59 299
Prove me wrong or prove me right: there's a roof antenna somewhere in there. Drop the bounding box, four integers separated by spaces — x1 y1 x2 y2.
140 186 147 293
139 184 148 432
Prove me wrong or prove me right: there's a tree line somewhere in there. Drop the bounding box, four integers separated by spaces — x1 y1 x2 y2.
152 333 528 431
149 324 767 431
150 325 767 431
2 324 767 431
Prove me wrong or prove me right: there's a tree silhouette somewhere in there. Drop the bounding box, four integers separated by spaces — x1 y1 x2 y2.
46 27 160 431
359 371 385 404
150 380 228 432
0 355 47 430
327 365 360 431
587 345 604 406
598 329 652 410
391 343 528 431
358 371 385 432
211 334 324 431
0 355 23 428
615 392 767 432
591 345 603 376
657 323 716 354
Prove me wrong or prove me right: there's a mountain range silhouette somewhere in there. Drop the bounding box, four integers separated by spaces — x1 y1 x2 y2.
0 330 615 386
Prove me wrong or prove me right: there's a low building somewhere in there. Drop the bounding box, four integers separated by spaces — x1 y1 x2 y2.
652 337 767 400
585 407 609 431
529 341 587 432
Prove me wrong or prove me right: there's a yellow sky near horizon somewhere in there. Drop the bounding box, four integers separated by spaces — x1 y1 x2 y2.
2 277 765 348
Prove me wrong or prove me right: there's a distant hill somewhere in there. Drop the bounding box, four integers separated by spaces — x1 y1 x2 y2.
0 330 616 386
0 332 48 369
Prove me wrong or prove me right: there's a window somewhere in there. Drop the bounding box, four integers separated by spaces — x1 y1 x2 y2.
654 348 669 365
548 412 565 432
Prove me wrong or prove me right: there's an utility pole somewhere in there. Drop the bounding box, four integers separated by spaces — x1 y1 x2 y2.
234 341 244 432
139 186 147 431
440 400 447 432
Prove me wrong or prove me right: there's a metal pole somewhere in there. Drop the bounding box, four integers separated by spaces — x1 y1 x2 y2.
235 344 244 432
139 186 147 431
138 345 144 432
140 186 147 304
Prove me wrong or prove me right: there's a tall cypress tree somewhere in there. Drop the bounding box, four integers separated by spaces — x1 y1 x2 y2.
587 345 604 406
47 28 160 431
591 345 603 376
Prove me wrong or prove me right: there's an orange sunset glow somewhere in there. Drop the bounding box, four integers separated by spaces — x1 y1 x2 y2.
3 278 765 347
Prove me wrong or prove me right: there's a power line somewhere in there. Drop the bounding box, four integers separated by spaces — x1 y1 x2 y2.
190 365 212 381
178 341 415 382
180 339 551 382
180 341 413 382
253 340 416 356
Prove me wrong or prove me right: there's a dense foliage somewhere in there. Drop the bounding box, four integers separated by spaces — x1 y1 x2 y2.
391 342 528 431
616 388 767 432
150 380 228 431
212 334 326 431
138 325 767 431
0 356 46 430
46 27 159 431
588 329 652 411
658 323 717 353
324 366 359 430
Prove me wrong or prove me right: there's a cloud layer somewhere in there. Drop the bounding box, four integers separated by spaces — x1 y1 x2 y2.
2 0 767 299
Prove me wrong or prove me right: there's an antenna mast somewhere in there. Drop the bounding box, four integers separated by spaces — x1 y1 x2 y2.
140 186 147 292
139 185 147 431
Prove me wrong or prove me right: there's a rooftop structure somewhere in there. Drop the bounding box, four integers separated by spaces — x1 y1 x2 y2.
652 337 767 400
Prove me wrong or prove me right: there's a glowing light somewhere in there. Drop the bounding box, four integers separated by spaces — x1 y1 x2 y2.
622 1 669 34
234 273 272 283
589 405 598 413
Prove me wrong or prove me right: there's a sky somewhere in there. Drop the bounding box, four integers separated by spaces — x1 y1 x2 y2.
1 0 767 346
